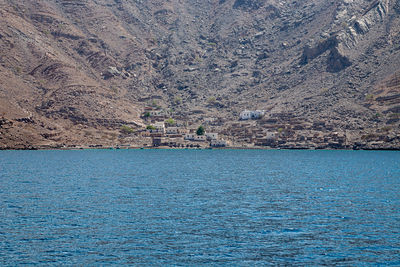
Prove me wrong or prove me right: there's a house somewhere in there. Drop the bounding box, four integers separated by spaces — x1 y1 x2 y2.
184 133 195 140
165 127 180 134
265 132 276 139
153 122 165 134
239 110 265 120
211 139 228 147
205 132 218 140
253 110 265 118
193 135 207 141
152 137 163 147
240 110 253 120
149 110 167 117
179 128 189 134
152 137 181 147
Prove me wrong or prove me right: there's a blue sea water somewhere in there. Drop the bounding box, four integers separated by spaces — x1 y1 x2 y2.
0 149 399 265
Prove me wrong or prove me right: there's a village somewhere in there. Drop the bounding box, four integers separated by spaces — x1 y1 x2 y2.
118 106 234 149
111 105 378 150
5 104 383 151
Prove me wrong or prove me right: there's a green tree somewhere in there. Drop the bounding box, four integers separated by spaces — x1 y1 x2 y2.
165 118 176 126
120 125 134 134
365 94 374 101
146 125 156 130
207 96 216 104
196 125 205 136
174 96 182 105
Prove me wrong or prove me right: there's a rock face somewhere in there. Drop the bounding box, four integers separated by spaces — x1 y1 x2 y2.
0 0 399 149
300 36 351 72
300 37 339 65
326 47 352 73
233 0 264 10
395 0 400 13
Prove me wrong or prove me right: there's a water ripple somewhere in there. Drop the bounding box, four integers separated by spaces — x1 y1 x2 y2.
0 149 399 265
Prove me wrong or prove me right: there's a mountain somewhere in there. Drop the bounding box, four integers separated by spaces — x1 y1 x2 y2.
0 0 399 149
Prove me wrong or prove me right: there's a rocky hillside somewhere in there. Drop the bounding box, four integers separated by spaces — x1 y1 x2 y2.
0 0 399 149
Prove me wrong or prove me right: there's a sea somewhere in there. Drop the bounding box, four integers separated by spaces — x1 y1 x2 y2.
0 149 399 265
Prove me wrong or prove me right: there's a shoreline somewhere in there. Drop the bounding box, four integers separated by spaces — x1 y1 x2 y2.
1 145 399 151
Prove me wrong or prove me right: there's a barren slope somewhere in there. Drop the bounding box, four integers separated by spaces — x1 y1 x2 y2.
0 0 399 149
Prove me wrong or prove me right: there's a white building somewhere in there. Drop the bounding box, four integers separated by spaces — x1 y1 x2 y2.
240 110 253 120
253 110 265 118
265 132 276 139
184 133 195 140
211 139 228 147
239 110 265 120
193 135 207 141
153 122 165 133
165 127 180 134
206 132 218 140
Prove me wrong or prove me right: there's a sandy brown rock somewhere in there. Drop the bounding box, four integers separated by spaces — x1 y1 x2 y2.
0 0 399 149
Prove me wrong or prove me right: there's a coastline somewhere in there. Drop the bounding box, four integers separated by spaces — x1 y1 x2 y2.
1 145 399 151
